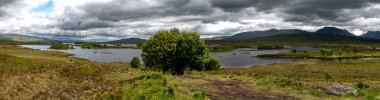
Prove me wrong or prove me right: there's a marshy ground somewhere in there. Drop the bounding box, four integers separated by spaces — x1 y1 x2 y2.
1 44 380 99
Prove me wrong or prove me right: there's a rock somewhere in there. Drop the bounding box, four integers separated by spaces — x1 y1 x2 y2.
326 85 358 96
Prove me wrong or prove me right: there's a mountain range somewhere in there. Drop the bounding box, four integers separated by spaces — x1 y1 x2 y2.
104 38 146 44
224 27 356 40
224 29 310 40
0 34 55 43
362 31 380 39
1 27 379 44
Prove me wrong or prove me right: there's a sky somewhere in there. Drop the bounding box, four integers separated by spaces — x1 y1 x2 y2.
0 0 379 41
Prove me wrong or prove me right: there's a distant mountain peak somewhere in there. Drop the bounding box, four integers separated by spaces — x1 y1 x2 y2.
224 29 310 40
105 38 146 44
267 29 279 32
366 31 380 34
0 34 56 42
362 31 380 39
315 27 354 36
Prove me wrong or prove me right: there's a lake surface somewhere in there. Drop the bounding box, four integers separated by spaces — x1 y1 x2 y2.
20 45 321 68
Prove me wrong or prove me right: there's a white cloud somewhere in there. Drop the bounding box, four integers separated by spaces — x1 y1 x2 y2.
0 0 379 41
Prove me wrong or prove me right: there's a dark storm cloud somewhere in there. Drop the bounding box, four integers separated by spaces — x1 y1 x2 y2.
210 0 380 22
0 0 16 7
0 0 18 17
56 0 380 31
210 0 288 12
284 0 374 22
36 0 379 40
56 0 216 30
57 19 115 30
80 0 214 21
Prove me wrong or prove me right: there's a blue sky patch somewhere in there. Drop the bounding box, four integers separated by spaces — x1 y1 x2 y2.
31 0 53 13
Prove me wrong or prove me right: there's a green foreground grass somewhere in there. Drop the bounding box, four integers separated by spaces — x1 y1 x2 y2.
1 44 380 99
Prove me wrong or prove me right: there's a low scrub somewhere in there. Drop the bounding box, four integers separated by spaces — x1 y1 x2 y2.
130 56 140 69
0 54 53 72
122 73 176 100
192 91 207 100
59 63 102 78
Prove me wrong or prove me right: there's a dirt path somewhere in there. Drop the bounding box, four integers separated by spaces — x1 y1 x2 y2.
175 75 298 100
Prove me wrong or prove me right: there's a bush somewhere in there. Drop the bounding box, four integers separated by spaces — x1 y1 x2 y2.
355 82 369 89
49 43 73 49
130 56 140 69
290 48 297 53
142 28 220 75
324 73 332 82
192 91 207 100
122 73 175 100
204 57 221 71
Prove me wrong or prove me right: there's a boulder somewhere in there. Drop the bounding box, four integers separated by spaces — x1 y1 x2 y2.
326 85 358 96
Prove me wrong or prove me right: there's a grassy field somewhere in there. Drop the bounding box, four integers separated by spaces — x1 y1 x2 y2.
1 44 380 99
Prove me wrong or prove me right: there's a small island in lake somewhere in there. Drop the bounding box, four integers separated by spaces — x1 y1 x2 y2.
49 43 74 49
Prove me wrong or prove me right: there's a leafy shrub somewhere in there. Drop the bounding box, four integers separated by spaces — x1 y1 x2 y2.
122 73 175 100
320 49 333 56
290 48 297 53
130 56 140 69
192 91 207 100
204 57 221 71
324 73 332 82
355 82 369 89
142 28 221 75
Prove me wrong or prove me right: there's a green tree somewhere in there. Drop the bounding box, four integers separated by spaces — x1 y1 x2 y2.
131 56 140 69
141 28 220 75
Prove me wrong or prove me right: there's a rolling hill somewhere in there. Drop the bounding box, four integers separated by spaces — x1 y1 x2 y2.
204 36 229 40
249 34 380 44
0 34 56 42
105 38 146 44
314 27 355 36
222 27 357 41
224 29 310 40
362 31 380 39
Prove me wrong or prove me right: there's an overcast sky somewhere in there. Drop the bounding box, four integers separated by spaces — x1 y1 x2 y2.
0 0 379 41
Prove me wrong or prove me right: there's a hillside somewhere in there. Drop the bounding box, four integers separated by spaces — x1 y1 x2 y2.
224 29 310 40
105 38 146 44
204 36 229 40
249 34 380 44
362 31 380 39
0 34 55 42
314 27 355 36
223 27 357 41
